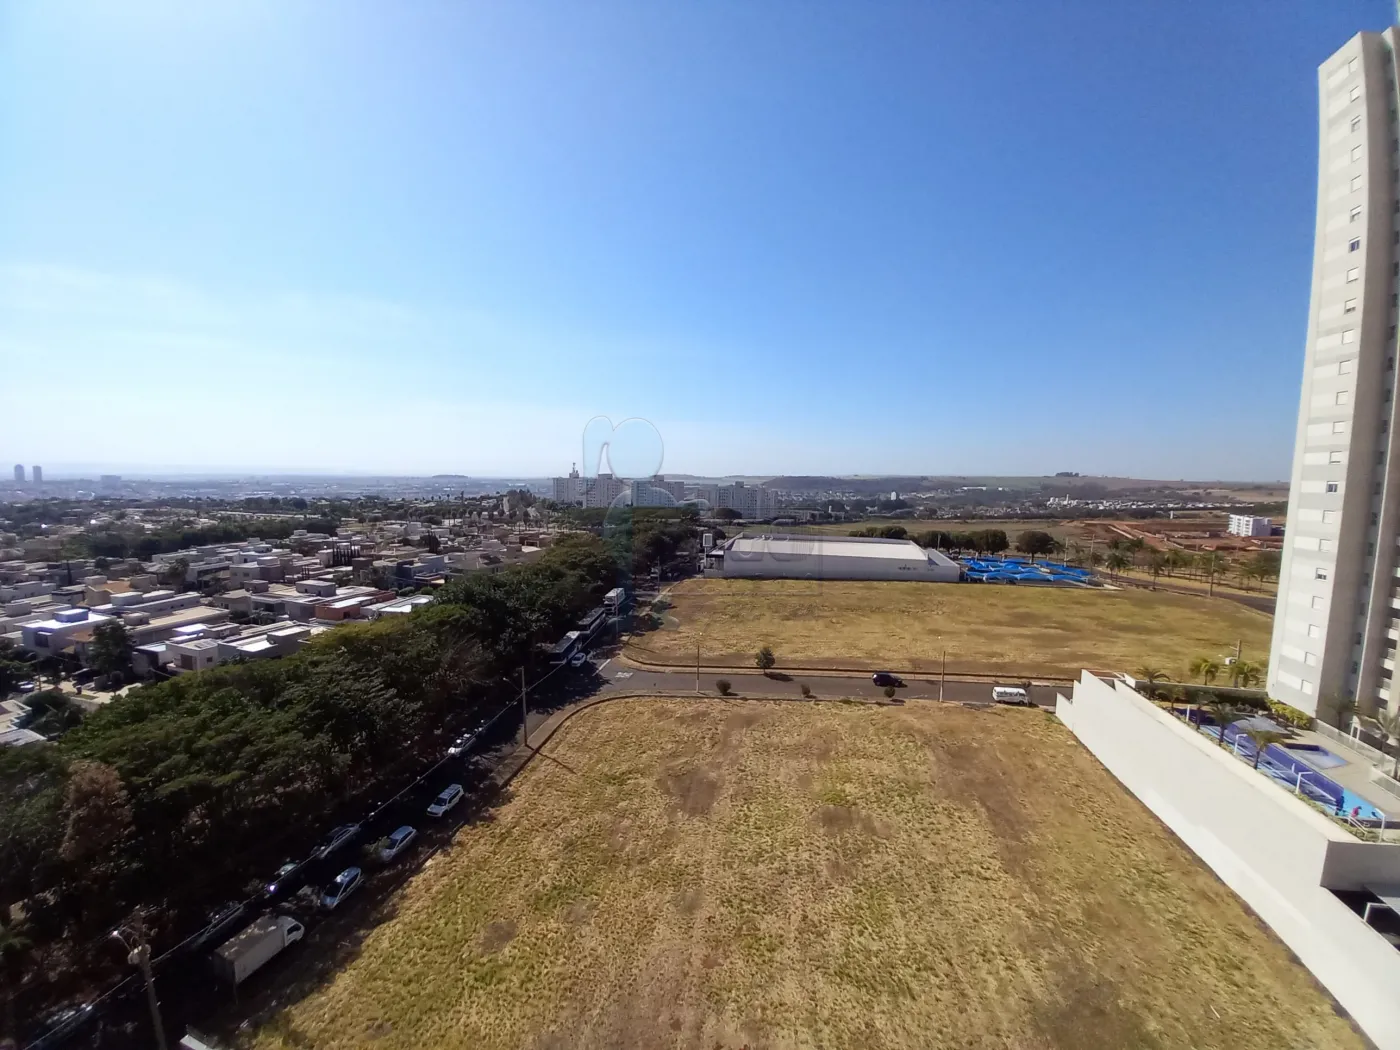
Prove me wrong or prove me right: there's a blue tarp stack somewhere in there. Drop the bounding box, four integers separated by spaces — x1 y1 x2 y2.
960 556 1094 584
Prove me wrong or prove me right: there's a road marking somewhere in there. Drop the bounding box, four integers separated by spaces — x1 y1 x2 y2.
596 659 612 672
613 670 633 679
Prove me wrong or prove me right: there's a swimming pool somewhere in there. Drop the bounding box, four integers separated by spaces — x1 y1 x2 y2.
1282 742 1347 770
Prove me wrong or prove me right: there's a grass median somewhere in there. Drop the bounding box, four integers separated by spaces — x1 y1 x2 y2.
630 578 1272 680
246 698 1360 1050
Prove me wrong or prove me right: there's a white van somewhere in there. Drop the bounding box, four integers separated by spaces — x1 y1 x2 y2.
992 686 1030 706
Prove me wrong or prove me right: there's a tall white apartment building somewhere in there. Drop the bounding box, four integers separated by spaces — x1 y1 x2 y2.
1270 31 1400 721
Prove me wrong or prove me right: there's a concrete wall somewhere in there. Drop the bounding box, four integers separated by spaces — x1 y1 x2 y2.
1057 671 1400 1050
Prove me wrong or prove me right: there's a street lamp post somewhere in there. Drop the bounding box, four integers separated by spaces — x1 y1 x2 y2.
519 666 529 749
111 925 168 1050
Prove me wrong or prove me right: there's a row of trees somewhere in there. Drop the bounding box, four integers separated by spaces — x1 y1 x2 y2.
78 516 341 561
0 533 622 1019
1060 537 1281 592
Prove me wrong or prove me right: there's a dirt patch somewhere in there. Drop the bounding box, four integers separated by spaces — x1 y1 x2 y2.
563 901 596 925
674 887 703 916
932 738 1034 878
479 919 517 953
815 804 885 838
657 766 721 816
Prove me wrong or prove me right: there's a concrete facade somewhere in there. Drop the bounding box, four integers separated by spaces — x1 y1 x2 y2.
1272 31 1400 720
1057 671 1400 1049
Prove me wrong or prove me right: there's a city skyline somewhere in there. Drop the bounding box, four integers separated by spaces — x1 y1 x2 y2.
3 3 1391 479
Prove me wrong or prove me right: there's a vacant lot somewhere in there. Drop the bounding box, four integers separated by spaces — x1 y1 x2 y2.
630 578 1272 680
248 699 1359 1050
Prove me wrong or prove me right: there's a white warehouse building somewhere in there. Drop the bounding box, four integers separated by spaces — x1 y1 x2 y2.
715 534 961 582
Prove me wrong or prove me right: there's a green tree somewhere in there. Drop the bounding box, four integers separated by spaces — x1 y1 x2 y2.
756 646 776 674
716 679 732 695
1205 696 1238 749
87 620 132 679
1104 550 1131 578
1146 551 1167 590
1243 728 1288 769
158 556 190 589
0 921 32 1040
422 533 441 554
714 508 742 523
1014 530 1055 562
1188 655 1221 685
1229 659 1262 689
1134 667 1169 699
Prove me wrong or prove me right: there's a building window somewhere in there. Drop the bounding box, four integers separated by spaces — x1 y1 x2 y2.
1316 566 1331 579
1352 85 1363 101
1343 328 1358 342
1350 238 1362 251
1312 595 1327 609
1337 390 1352 404
1347 267 1361 282
1323 510 1338 523
1350 56 1359 73
1345 298 1358 312
1326 481 1340 493
1340 358 1354 374
1353 175 1364 190
1330 450 1345 463
1351 206 1363 223
1354 115 1363 132
1305 651 1319 666
1332 420 1347 434
1321 539 1336 552
1353 144 1363 161
1309 624 1323 638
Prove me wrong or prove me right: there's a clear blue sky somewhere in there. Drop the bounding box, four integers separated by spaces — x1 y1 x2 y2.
1 1 1391 480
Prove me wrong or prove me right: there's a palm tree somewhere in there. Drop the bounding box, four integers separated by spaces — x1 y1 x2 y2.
1141 551 1165 589
1324 693 1358 734
1135 666 1170 700
1205 696 1238 748
1125 536 1147 568
1376 707 1400 779
1104 550 1131 579
1188 655 1222 686
1229 659 1262 689
1165 549 1191 578
1244 728 1288 769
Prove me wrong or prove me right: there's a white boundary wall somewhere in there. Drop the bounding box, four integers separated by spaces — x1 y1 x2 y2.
1057 671 1400 1050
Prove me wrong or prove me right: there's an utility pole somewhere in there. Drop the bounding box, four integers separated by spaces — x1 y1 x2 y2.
940 647 946 703
519 667 529 748
112 925 168 1050
696 639 701 694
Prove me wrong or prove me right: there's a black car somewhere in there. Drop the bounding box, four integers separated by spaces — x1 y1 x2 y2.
189 900 247 951
264 858 308 900
871 672 904 688
313 823 361 860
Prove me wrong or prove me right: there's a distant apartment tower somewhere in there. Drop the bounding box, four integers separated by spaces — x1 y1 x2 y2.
30 465 41 485
550 465 627 508
1227 514 1272 538
1269 31 1400 721
11 465 22 483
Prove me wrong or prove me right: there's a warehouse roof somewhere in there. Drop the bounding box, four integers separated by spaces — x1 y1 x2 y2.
728 534 956 566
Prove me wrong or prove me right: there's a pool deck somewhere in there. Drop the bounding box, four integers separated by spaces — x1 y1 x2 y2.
1290 727 1399 825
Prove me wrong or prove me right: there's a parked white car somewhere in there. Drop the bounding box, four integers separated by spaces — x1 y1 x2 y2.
320 867 362 910
378 825 418 862
427 784 464 817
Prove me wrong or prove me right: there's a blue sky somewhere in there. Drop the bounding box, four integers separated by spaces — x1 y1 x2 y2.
0 1 1391 480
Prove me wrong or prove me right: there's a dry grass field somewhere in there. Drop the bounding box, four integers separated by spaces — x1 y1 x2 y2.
631 578 1273 680
248 699 1360 1050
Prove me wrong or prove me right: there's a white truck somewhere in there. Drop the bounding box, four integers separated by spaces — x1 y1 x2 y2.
213 915 304 985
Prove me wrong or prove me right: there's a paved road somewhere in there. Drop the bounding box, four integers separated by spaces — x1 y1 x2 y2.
588 658 1063 707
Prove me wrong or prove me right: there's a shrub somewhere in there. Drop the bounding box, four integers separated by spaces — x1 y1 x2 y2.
756 646 776 673
799 683 812 699
883 685 896 700
716 679 732 696
1268 700 1313 729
